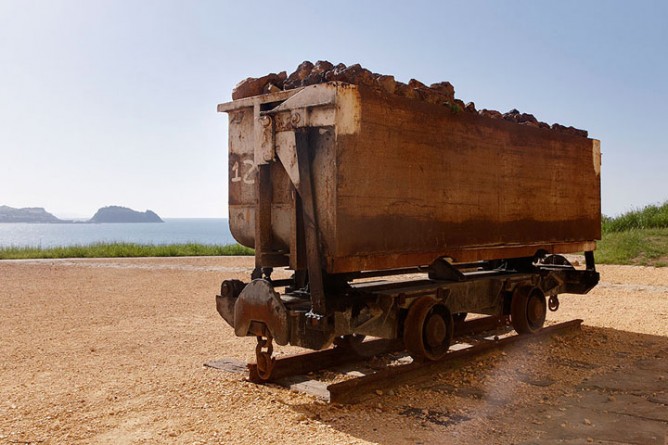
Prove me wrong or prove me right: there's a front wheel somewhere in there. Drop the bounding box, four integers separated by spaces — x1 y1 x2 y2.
403 297 453 361
511 286 547 334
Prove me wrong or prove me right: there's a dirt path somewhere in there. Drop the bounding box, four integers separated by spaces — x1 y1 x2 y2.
1 258 666 444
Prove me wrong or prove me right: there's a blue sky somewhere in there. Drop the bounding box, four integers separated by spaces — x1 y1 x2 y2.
1 0 666 218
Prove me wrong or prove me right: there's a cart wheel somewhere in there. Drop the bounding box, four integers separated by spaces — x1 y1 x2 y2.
511 286 547 334
404 297 453 361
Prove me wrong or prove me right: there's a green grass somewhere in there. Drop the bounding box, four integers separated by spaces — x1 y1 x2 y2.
602 201 668 232
597 201 668 267
0 242 254 260
596 228 668 267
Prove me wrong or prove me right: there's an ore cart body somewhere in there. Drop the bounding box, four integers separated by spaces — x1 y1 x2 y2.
215 82 600 378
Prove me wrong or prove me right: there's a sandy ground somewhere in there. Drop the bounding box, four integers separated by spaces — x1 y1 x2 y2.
1 257 666 444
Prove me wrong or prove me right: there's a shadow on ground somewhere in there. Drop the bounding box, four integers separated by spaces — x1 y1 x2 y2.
289 326 668 445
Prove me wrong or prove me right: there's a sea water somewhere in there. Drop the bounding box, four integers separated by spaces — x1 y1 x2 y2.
0 219 236 248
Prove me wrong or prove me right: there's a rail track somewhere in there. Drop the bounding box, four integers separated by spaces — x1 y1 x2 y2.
242 317 583 403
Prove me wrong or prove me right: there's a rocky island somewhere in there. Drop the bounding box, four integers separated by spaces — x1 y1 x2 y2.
89 206 163 223
0 205 67 223
0 205 163 223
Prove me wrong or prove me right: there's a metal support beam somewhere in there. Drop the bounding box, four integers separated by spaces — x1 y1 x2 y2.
254 164 273 268
294 128 327 316
585 250 596 271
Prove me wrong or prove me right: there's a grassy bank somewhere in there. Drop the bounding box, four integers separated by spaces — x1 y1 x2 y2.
0 242 254 260
602 202 668 232
597 202 668 267
597 228 668 267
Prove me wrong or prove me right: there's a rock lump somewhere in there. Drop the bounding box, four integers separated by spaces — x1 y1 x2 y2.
232 61 588 138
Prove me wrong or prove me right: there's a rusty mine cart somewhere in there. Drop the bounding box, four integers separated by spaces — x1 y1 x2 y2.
215 82 601 380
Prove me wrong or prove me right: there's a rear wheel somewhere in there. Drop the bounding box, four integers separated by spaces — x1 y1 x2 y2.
511 286 547 334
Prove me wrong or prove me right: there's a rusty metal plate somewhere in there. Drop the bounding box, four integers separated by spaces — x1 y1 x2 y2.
233 279 289 346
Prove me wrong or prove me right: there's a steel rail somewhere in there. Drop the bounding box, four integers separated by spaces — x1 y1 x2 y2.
328 319 583 403
247 314 512 382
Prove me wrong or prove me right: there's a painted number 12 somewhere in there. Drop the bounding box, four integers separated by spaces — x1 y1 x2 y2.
231 160 256 185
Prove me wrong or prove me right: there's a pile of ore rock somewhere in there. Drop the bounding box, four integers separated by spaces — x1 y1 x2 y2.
232 61 588 138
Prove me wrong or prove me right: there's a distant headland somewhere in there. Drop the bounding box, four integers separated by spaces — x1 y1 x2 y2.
0 205 163 224
0 205 64 223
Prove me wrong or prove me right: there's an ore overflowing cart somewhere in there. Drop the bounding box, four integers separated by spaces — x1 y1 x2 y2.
216 61 600 379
